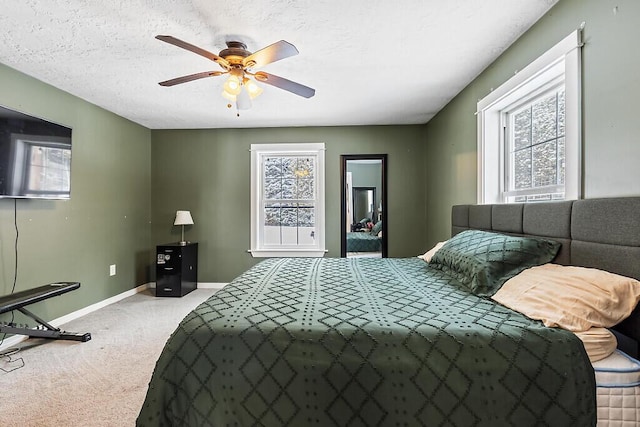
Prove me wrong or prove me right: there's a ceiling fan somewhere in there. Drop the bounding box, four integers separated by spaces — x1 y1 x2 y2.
156 35 315 112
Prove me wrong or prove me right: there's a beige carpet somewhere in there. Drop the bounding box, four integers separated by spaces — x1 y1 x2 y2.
0 288 218 427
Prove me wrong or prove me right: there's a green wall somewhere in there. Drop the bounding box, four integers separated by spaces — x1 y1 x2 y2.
423 0 640 246
0 63 152 325
151 125 426 282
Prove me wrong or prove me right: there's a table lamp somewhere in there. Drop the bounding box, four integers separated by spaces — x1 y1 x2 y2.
174 210 194 245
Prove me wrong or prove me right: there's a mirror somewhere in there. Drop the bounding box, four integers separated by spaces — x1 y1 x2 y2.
353 187 376 224
340 154 387 258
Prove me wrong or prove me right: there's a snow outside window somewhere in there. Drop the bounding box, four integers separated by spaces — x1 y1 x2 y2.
504 84 566 202
250 143 326 257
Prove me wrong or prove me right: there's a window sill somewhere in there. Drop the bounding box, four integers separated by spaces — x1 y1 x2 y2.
248 249 327 258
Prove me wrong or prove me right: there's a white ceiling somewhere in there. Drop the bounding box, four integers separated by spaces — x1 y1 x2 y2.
0 0 558 130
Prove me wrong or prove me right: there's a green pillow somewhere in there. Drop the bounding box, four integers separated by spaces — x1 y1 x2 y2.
371 221 383 236
429 229 560 297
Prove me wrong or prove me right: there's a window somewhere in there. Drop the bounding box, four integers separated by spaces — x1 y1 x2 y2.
477 29 582 204
250 143 325 257
505 84 565 202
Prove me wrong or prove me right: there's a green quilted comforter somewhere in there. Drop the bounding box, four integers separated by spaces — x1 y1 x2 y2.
137 257 595 426
346 232 382 252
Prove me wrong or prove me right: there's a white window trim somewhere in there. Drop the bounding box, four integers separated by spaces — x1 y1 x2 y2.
477 29 582 204
250 142 326 258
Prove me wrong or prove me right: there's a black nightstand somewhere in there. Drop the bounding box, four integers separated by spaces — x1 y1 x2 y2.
155 242 198 297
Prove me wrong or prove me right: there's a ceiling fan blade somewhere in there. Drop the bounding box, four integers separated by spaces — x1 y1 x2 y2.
159 71 224 87
243 40 299 69
156 35 229 69
254 72 315 98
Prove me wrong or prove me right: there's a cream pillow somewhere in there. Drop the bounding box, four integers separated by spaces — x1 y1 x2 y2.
574 328 618 362
417 241 447 262
491 263 640 331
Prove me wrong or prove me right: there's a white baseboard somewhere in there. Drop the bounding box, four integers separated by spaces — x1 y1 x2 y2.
0 281 227 353
0 334 25 353
52 283 151 327
196 282 227 290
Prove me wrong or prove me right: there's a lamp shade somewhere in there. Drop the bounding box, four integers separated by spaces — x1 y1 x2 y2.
223 75 241 96
244 78 263 99
174 210 194 226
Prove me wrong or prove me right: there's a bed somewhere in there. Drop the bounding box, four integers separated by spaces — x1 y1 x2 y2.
593 349 640 425
137 197 640 426
346 220 383 254
345 231 382 253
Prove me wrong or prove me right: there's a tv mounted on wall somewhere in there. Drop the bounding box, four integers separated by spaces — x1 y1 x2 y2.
0 104 72 200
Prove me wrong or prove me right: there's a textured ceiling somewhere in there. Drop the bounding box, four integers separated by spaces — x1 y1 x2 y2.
0 0 558 129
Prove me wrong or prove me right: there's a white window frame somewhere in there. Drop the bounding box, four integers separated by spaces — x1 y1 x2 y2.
250 143 326 258
477 29 582 204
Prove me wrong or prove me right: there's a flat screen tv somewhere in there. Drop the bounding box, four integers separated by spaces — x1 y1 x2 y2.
0 105 72 200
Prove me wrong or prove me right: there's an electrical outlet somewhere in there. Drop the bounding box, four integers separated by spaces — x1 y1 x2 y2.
109 264 116 276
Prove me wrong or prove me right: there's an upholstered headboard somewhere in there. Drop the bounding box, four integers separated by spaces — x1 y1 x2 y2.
452 197 640 355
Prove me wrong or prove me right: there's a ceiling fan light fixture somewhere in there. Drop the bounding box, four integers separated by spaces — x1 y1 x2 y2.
223 75 241 95
221 89 236 102
244 78 263 99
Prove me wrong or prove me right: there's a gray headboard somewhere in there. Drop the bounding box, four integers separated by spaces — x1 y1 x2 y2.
452 197 640 356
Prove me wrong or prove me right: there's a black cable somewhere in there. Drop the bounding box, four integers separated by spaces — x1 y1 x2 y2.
0 199 27 375
0 348 24 373
0 198 19 348
13 197 18 295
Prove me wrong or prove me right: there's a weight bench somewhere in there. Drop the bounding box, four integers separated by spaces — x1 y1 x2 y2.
0 282 91 342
